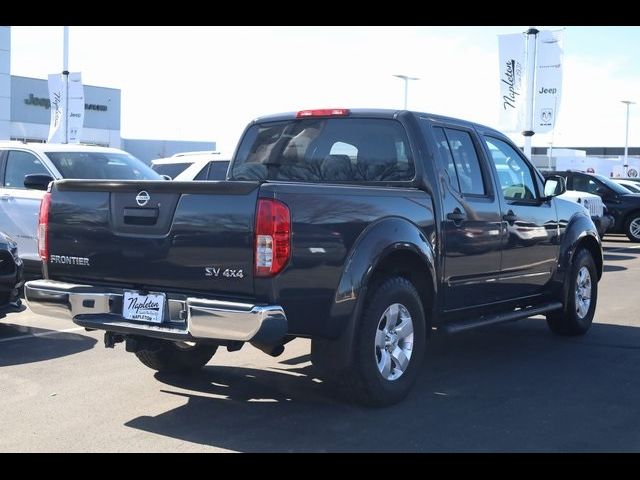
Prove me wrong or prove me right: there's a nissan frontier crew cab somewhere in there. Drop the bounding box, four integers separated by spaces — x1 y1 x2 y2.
25 109 603 406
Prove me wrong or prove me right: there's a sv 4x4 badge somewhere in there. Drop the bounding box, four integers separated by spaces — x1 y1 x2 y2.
205 267 244 279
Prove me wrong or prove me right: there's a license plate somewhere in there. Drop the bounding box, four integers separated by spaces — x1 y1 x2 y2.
122 291 166 323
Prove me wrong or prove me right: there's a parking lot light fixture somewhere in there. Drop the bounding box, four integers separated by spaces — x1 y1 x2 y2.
622 100 635 174
393 74 420 110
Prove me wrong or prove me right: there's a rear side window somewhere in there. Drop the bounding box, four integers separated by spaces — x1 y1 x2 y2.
431 127 485 196
433 127 460 192
207 161 230 180
443 129 485 196
231 118 414 183
152 162 193 179
194 164 210 180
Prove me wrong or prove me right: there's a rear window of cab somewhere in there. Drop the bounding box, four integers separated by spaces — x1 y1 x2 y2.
231 118 415 183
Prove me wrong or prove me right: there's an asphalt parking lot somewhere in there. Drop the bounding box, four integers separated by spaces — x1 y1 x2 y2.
2 235 640 452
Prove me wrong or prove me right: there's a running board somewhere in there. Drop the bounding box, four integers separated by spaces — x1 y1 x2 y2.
440 302 563 335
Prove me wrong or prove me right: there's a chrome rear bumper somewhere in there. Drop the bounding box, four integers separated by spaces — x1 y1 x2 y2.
25 279 287 344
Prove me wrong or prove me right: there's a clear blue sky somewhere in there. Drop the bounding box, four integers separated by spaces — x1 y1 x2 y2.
10 26 640 151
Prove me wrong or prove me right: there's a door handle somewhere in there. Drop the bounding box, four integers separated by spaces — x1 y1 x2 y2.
0 194 11 201
446 208 466 224
503 210 517 224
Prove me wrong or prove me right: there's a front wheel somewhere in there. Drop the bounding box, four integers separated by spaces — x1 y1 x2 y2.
135 339 218 372
547 248 598 336
625 214 640 242
314 277 426 407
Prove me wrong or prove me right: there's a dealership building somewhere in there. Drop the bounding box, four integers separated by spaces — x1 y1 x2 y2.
0 26 214 162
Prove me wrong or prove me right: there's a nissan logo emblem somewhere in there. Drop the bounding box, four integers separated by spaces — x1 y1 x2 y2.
136 191 150 207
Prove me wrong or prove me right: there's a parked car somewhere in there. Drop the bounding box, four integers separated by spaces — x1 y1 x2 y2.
0 141 162 277
25 109 602 406
613 178 640 193
0 231 23 310
543 170 640 241
150 152 231 181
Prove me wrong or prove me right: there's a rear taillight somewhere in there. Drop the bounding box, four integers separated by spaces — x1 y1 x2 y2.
296 108 350 118
255 198 291 277
38 192 51 262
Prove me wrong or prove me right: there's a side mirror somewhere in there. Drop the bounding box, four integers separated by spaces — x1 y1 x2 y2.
544 175 566 197
24 174 54 191
161 174 172 181
596 186 611 198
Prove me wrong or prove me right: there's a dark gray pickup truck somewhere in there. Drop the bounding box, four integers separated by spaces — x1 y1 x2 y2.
25 109 602 406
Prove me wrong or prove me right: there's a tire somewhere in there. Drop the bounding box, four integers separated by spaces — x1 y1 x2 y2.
546 248 598 336
135 339 218 372
625 214 640 242
314 277 426 407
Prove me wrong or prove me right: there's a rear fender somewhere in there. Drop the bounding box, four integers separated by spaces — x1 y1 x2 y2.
319 217 436 369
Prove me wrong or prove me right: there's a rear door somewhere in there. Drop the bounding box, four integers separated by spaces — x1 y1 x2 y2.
481 135 560 299
0 149 52 262
428 123 504 311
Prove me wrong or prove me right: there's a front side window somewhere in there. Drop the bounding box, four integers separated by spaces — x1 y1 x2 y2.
4 150 50 189
231 118 414 183
484 136 538 201
46 152 161 180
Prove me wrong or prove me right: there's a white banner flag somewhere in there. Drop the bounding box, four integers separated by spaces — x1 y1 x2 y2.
47 72 84 143
534 30 563 134
67 72 84 143
498 33 526 132
47 73 65 143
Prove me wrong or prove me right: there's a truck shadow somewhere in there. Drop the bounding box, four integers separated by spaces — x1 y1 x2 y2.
0 323 97 367
604 264 627 272
125 318 640 452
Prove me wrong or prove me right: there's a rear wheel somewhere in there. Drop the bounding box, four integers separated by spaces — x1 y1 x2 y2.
625 214 640 242
547 248 598 336
135 339 218 372
314 277 426 407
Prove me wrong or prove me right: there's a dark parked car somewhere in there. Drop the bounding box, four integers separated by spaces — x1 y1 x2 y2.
0 231 23 310
25 109 602 406
543 170 640 241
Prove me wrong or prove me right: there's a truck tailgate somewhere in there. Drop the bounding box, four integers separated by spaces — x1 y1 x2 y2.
46 180 259 296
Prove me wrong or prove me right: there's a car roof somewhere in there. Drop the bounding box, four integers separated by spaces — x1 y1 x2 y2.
0 141 129 155
250 109 505 137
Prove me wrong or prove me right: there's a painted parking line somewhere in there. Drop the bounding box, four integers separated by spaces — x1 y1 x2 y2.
0 326 86 344
602 244 640 253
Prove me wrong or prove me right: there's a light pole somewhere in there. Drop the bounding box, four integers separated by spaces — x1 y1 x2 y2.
622 100 635 175
393 74 420 109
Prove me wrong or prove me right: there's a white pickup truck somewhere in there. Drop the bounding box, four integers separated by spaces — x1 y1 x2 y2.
558 190 611 238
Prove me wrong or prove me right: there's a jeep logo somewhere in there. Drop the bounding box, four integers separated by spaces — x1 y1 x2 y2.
136 191 150 207
538 87 557 95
